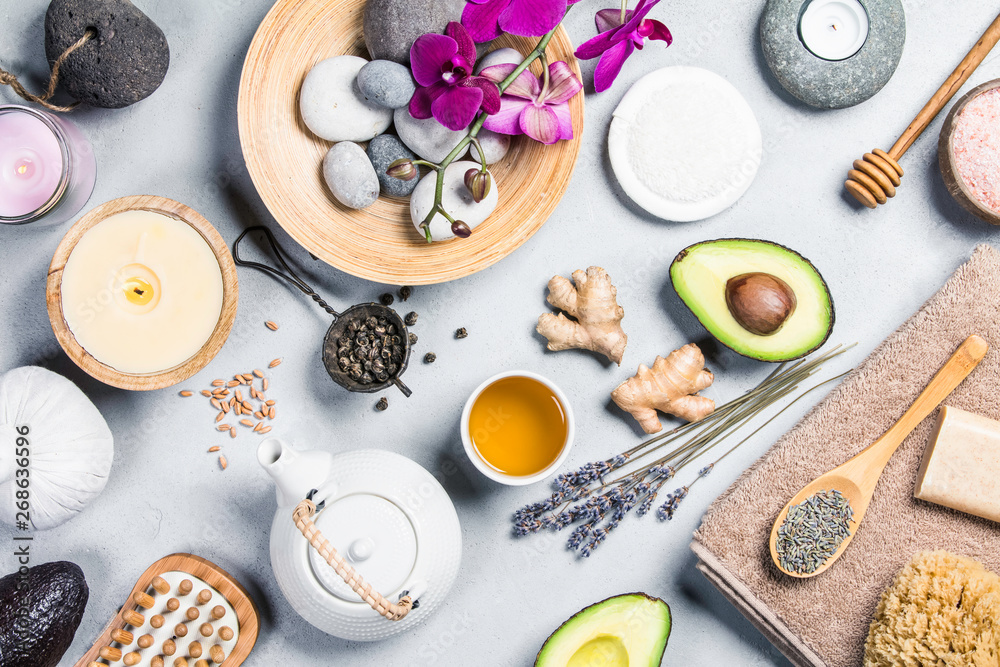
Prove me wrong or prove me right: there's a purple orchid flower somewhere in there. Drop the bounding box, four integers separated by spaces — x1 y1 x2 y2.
479 61 582 145
409 22 501 132
575 0 672 93
462 0 581 43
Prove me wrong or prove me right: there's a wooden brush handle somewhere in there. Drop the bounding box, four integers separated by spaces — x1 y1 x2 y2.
889 13 1000 160
865 335 988 471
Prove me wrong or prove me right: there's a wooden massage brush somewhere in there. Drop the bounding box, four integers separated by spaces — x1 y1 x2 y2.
74 554 259 667
846 12 1000 208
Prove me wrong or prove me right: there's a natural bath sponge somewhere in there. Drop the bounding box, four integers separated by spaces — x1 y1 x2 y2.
537 266 627 365
864 550 1000 667
611 344 715 433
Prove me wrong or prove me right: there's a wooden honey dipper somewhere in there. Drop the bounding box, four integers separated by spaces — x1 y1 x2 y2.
846 12 1000 208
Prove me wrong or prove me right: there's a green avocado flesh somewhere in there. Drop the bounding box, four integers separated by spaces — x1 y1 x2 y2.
670 239 834 362
535 593 672 667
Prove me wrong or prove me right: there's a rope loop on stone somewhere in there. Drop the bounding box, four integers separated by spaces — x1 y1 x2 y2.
0 28 95 112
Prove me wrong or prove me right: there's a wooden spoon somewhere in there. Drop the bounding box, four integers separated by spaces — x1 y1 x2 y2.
769 335 989 578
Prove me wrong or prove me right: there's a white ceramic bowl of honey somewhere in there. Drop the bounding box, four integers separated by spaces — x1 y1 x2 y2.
461 371 575 486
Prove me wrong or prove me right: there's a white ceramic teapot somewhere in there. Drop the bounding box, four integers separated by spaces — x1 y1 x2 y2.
258 438 462 641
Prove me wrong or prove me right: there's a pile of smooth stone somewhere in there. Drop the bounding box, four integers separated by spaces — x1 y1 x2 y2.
300 0 517 241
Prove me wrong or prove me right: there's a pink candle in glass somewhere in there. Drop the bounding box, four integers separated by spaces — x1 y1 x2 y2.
0 105 96 226
0 111 64 217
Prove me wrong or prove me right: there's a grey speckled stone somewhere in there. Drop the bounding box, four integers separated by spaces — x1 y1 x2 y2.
44 0 169 108
363 0 465 64
368 134 419 197
760 0 905 109
323 142 380 209
358 60 416 109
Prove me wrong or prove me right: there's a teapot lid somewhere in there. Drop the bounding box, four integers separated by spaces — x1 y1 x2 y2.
308 493 417 602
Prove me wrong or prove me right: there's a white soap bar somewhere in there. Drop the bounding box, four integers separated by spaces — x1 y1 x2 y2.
914 406 1000 523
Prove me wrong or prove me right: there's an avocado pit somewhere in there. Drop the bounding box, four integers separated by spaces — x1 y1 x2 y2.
725 272 796 336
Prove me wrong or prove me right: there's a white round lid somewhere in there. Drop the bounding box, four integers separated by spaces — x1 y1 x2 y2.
608 66 762 222
308 493 417 602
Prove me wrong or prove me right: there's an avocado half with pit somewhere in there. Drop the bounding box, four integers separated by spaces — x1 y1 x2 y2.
670 239 834 362
535 593 671 666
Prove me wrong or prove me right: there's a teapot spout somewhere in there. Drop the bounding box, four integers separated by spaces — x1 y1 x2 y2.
258 438 334 508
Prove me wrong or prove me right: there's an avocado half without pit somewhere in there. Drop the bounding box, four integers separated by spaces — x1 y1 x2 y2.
535 593 671 667
670 239 834 362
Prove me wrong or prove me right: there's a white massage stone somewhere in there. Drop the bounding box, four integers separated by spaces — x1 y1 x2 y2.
300 55 392 142
410 161 498 241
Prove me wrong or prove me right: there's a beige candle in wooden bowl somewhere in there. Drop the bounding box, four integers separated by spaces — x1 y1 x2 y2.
47 195 238 390
939 78 1000 226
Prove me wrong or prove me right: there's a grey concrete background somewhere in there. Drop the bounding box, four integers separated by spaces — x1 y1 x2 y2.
1 0 998 664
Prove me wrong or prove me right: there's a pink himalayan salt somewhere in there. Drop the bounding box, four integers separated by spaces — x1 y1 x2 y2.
952 88 1000 214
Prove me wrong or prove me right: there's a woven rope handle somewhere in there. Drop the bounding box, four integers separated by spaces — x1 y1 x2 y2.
292 499 414 621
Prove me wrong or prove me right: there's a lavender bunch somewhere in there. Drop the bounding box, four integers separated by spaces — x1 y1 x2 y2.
513 345 854 557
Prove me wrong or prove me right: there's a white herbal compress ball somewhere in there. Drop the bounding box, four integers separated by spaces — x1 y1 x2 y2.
0 367 114 531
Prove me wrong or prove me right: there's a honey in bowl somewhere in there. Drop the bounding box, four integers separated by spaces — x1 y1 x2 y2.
468 376 568 477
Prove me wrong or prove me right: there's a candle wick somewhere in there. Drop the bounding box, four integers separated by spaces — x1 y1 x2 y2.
831 23 838 31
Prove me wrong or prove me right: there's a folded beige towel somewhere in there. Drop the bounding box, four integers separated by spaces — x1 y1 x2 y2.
692 245 1000 667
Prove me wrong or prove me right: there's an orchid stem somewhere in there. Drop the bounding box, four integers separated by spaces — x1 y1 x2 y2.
539 52 551 100
620 0 629 25
470 137 488 171
422 19 566 243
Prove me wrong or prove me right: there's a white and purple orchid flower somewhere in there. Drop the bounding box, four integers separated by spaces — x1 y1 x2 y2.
479 62 583 145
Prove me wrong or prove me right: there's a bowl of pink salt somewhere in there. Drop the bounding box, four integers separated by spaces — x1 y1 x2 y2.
940 79 1000 226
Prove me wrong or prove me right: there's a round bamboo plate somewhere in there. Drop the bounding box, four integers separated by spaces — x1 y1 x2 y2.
47 195 239 391
939 78 1000 226
238 0 584 285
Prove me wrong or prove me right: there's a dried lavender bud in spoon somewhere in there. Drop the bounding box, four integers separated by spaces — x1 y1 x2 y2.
775 489 854 575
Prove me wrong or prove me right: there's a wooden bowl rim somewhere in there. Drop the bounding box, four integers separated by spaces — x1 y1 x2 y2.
47 195 239 391
74 552 260 667
938 77 1000 226
237 0 584 285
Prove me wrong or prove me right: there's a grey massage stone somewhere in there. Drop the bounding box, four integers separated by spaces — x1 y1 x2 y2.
358 60 417 110
363 0 465 64
323 142 380 210
368 134 419 198
44 0 170 108
760 0 905 109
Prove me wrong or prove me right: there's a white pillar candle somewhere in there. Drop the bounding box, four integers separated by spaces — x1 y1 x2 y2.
799 0 870 62
61 210 224 374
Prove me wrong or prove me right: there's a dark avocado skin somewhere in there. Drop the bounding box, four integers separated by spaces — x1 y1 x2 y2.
0 561 89 667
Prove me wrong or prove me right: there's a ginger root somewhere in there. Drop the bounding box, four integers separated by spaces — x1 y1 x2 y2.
537 266 627 365
611 344 715 434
